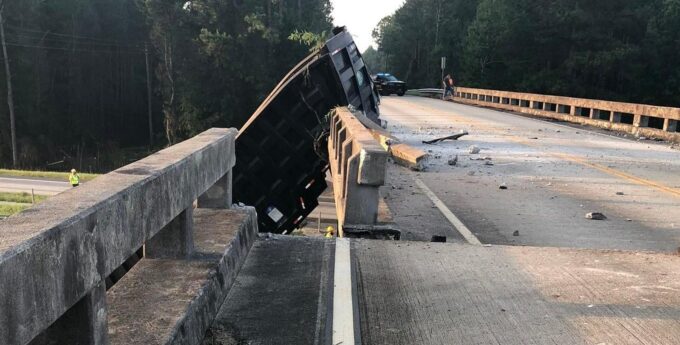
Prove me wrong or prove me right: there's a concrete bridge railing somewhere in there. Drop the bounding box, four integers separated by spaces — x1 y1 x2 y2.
456 87 680 142
328 107 388 236
0 128 258 345
412 87 680 142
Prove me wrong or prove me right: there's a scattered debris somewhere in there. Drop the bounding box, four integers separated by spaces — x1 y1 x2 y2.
499 183 508 190
468 145 481 154
467 171 476 176
422 130 469 144
585 212 607 220
638 136 648 141
485 161 494 166
448 155 458 166
616 192 625 195
431 235 447 243
556 130 561 133
470 156 492 161
434 154 442 159
529 137 539 140
626 218 633 222
546 182 553 186
512 230 519 236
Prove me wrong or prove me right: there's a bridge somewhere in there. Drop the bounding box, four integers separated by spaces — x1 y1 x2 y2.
1 31 680 345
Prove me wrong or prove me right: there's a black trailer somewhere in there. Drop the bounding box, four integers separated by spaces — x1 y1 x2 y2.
232 28 380 234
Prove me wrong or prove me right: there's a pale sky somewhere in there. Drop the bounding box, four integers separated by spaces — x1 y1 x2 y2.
331 0 405 52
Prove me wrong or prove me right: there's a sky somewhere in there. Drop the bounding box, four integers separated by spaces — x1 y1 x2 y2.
331 0 405 53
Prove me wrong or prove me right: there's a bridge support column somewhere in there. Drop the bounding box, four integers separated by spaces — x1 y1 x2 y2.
198 170 232 209
29 281 108 345
145 207 194 259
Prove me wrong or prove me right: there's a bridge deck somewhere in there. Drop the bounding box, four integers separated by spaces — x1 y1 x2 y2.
356 240 680 345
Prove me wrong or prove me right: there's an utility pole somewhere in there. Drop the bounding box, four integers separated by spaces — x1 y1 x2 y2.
145 42 153 148
0 3 17 167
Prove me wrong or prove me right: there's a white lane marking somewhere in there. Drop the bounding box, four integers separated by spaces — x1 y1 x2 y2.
415 178 482 246
332 237 356 345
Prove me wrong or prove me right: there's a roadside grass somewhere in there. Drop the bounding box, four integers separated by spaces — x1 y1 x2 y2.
0 203 30 217
0 169 99 182
0 192 48 204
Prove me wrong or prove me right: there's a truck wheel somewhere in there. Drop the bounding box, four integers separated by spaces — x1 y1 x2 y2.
397 90 406 96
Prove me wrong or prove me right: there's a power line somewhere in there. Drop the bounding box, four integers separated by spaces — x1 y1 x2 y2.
4 32 145 49
4 42 144 55
5 24 147 46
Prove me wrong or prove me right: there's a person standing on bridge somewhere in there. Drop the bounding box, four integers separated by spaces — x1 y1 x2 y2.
69 169 80 187
443 74 455 99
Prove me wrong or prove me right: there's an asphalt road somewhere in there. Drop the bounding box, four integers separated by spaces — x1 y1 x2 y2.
0 176 70 195
379 95 680 252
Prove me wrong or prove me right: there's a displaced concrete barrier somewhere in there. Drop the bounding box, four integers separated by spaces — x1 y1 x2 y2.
0 128 258 345
328 107 389 237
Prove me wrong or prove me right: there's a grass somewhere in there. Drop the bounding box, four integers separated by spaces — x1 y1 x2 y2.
0 192 48 204
0 203 30 217
0 169 99 182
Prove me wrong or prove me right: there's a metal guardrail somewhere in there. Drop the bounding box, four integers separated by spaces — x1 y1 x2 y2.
0 128 237 345
328 107 391 238
454 87 680 142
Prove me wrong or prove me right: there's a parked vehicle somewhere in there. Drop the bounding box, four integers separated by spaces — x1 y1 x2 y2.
372 73 407 96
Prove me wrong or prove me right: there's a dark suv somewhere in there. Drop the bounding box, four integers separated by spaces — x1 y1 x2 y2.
372 73 407 96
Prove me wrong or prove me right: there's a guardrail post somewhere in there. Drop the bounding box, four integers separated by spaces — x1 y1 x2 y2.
145 207 194 259
664 119 677 132
29 281 108 345
198 170 233 209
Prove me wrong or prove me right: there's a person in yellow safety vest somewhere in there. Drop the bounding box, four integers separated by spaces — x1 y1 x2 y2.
69 169 80 187
325 225 335 238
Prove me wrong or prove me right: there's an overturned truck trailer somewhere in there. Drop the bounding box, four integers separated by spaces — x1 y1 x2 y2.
233 28 381 234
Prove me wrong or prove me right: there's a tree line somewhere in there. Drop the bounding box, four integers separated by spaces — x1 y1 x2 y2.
366 0 680 109
0 0 332 171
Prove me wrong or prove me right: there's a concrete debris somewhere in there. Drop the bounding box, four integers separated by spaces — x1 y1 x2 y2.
448 155 458 166
431 235 447 243
616 192 625 195
422 130 469 145
499 183 508 190
529 137 539 140
585 212 607 220
467 171 476 176
512 230 520 236
470 156 492 161
485 161 494 166
468 145 481 154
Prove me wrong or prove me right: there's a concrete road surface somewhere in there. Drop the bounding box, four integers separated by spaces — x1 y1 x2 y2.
0 176 70 195
379 96 680 252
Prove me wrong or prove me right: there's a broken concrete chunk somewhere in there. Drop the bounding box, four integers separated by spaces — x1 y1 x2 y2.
499 183 508 190
512 230 519 236
585 212 607 220
468 145 481 154
616 192 624 195
448 155 458 166
485 161 494 166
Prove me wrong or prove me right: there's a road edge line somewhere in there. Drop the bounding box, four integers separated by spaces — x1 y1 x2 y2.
332 237 356 344
415 178 483 246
